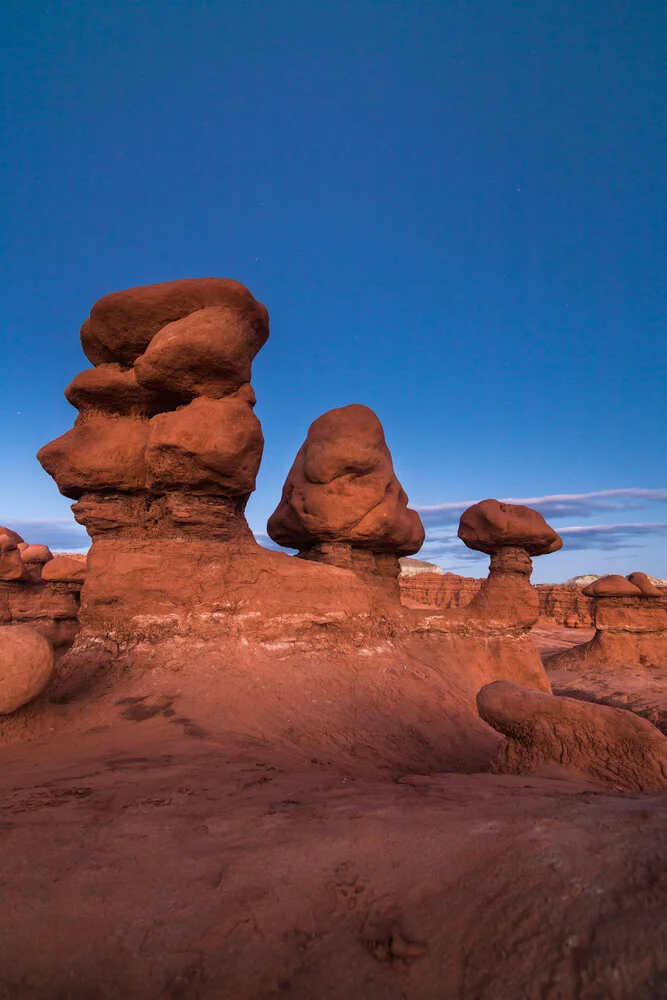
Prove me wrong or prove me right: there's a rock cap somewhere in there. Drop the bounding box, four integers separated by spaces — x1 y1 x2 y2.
626 572 663 598
582 575 642 597
458 499 562 557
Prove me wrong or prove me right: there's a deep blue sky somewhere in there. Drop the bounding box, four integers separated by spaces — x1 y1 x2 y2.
2 0 666 581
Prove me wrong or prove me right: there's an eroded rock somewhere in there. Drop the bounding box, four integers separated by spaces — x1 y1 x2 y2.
477 679 667 791
0 625 55 714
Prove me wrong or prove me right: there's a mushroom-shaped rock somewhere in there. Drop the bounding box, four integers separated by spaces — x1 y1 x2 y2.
41 556 87 584
267 404 424 556
582 575 642 598
626 572 663 598
19 544 53 565
477 680 667 792
83 277 269 366
458 499 562 556
37 415 149 500
65 365 182 416
134 306 261 400
145 397 264 496
0 534 30 582
0 625 55 714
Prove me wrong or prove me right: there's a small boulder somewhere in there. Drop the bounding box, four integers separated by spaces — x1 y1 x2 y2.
20 544 53 565
0 625 55 714
477 680 667 792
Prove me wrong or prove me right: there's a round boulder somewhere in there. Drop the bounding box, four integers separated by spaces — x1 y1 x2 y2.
0 625 55 714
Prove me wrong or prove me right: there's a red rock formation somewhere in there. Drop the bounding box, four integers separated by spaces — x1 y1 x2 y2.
456 499 563 629
477 679 667 791
0 527 84 649
534 583 594 627
549 573 667 673
400 573 596 627
32 279 558 760
267 403 424 594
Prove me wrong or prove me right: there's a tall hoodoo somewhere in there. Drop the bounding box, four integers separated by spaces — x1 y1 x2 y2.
38 279 268 544
458 499 562 626
267 403 424 589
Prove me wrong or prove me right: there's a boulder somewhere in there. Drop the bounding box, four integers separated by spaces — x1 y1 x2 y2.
0 624 54 714
477 680 667 791
83 277 269 366
267 404 424 556
19 545 53 565
65 365 182 416
0 535 30 582
145 397 264 496
134 306 260 400
41 556 87 584
458 500 562 556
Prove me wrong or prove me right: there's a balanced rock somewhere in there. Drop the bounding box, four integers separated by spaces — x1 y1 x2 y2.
268 404 424 555
458 499 562 556
81 277 269 367
134 305 262 400
20 545 53 566
65 364 181 417
267 404 423 594
477 679 667 792
0 625 55 714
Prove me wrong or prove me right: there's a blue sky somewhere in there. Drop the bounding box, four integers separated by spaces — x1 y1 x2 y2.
2 0 666 583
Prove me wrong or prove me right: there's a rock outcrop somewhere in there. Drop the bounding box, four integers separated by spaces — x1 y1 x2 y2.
0 528 83 648
267 404 424 594
399 572 596 626
0 624 55 714
549 572 667 671
477 679 667 791
31 279 562 761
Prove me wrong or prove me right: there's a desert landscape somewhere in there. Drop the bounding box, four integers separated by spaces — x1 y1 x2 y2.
1 278 666 999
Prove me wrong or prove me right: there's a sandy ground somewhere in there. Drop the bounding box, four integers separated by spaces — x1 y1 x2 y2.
1 625 666 999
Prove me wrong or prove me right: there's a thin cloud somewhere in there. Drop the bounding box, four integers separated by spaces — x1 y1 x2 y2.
416 488 667 527
6 519 89 551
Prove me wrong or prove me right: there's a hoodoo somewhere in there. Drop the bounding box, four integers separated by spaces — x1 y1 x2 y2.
267 403 424 594
457 499 563 627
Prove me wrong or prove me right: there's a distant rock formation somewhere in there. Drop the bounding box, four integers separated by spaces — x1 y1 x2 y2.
398 557 443 577
549 572 667 673
0 527 83 648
